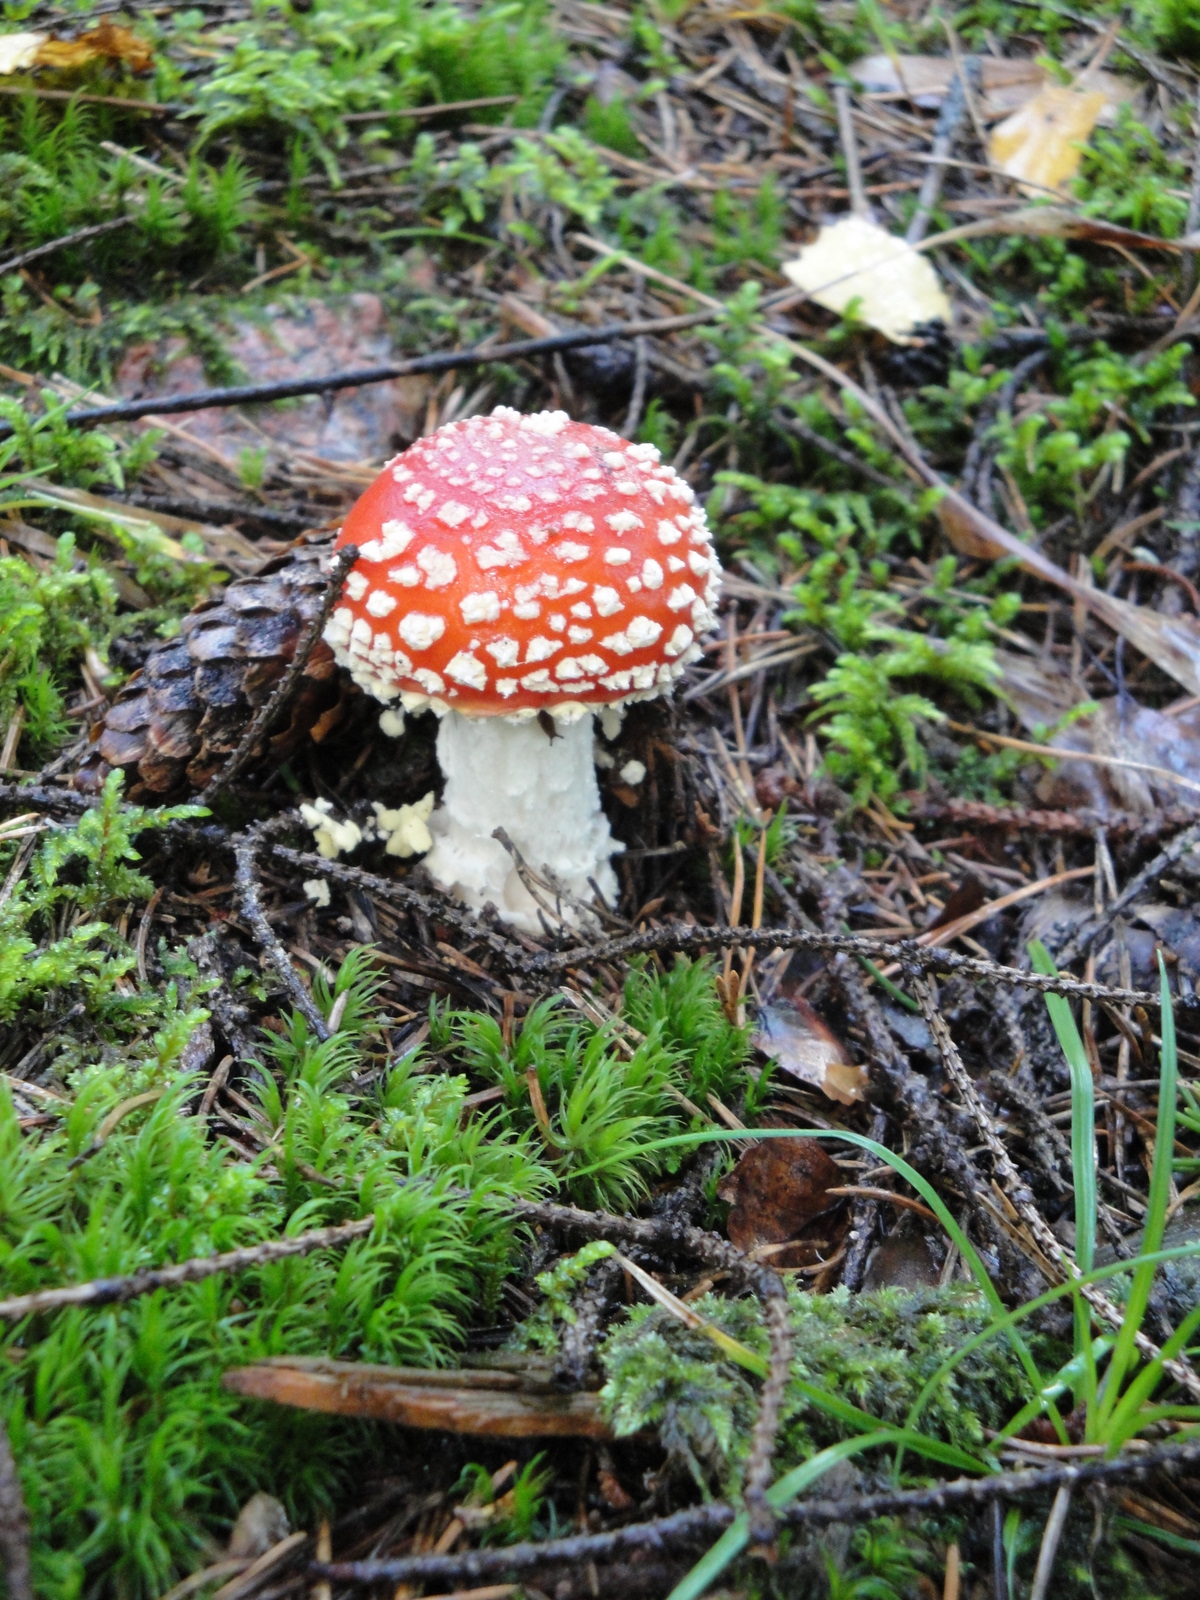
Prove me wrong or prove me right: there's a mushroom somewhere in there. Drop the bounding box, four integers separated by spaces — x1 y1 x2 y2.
322 407 721 929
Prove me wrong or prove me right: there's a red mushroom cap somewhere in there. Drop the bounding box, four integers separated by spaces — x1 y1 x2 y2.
323 408 720 716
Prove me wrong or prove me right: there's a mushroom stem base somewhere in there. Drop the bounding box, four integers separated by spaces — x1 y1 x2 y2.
423 711 619 931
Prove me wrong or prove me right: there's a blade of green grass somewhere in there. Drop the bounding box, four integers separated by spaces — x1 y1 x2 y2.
577 1127 1049 1398
1094 954 1179 1436
1029 941 1096 1274
1029 939 1099 1418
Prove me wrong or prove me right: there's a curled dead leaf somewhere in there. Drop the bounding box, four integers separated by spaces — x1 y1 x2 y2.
25 22 153 74
754 996 866 1105
717 1136 842 1253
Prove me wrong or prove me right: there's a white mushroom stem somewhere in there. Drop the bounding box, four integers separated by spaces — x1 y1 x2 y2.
423 710 619 932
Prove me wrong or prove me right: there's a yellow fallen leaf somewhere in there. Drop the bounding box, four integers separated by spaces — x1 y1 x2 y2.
0 32 46 74
989 82 1109 196
35 22 154 74
782 215 952 344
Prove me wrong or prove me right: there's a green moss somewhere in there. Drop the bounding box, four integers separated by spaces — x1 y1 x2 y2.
1 950 552 1600
600 1285 1032 1492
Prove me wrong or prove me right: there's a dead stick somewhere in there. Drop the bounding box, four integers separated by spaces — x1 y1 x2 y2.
200 545 358 805
0 214 135 278
526 923 1166 1009
0 1216 374 1321
906 60 979 245
0 1424 32 1600
232 819 330 1040
0 312 719 439
314 1438 1200 1587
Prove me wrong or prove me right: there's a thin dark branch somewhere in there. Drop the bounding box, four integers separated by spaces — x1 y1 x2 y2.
343 93 518 123
313 1439 1200 1588
905 59 979 246
232 819 331 1040
0 311 720 439
781 413 907 489
114 494 325 531
269 842 530 964
200 545 358 805
525 923 1166 1008
0 1216 374 1322
0 85 177 113
0 1191 763 1325
0 1423 33 1600
0 214 135 278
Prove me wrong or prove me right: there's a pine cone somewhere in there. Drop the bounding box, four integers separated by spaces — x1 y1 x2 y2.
75 536 356 801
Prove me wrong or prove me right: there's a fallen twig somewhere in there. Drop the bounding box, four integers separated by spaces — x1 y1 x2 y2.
0 1423 32 1600
0 1216 374 1322
232 818 331 1041
312 1438 1200 1588
913 977 1200 1403
526 923 1166 1009
0 311 719 439
0 215 136 279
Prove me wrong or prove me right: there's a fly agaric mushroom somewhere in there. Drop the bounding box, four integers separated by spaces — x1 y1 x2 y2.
322 407 721 929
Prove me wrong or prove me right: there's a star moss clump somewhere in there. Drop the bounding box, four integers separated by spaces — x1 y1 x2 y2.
600 1284 1032 1493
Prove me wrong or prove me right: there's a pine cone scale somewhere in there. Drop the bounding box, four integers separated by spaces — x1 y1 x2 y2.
74 536 356 800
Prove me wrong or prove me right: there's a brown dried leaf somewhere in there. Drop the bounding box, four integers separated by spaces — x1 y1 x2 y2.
927 205 1190 258
933 486 1200 703
717 1136 841 1252
223 1358 611 1439
33 22 154 73
754 996 866 1105
851 54 1135 121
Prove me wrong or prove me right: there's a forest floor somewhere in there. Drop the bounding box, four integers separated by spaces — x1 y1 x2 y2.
3 1 1200 1598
